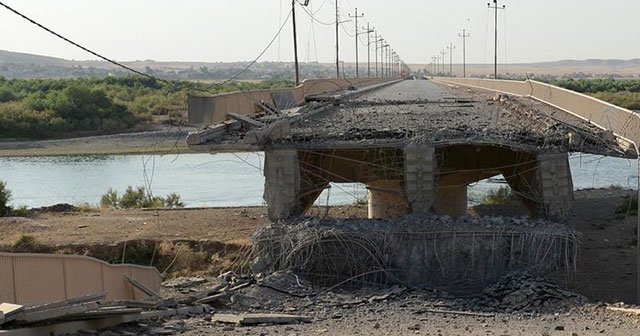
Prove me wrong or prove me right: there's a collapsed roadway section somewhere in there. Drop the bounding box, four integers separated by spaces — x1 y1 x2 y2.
187 78 633 287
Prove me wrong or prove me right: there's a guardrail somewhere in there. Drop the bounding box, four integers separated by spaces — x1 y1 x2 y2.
188 77 397 126
0 252 161 305
435 77 640 151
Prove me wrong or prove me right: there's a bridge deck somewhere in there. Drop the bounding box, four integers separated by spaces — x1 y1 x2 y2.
190 80 630 157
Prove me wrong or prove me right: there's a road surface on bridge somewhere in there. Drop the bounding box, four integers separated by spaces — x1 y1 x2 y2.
280 79 626 157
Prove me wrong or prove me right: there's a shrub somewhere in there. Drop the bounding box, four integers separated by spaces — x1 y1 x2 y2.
164 193 185 208
119 186 146 208
101 186 185 209
100 188 119 208
481 186 519 205
12 235 48 253
0 180 12 216
10 205 29 217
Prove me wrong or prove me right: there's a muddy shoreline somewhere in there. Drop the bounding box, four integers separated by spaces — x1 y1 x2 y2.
0 127 196 157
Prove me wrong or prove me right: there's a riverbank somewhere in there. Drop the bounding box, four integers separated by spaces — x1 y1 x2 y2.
0 126 195 156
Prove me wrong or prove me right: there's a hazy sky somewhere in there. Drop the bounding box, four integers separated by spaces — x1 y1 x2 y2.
0 0 638 65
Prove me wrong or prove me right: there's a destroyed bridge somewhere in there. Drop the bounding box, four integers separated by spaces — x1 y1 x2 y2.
187 77 638 222
186 76 640 288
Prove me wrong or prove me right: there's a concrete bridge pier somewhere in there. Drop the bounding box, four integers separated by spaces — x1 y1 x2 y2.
367 180 407 219
263 147 574 222
264 150 301 221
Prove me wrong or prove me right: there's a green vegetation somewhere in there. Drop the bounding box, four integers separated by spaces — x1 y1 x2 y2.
12 235 46 253
551 78 640 110
0 76 294 139
100 186 185 209
0 180 11 216
481 186 520 205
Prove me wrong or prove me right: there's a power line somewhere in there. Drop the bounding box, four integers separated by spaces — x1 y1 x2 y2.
0 1 293 92
0 0 170 84
299 2 334 25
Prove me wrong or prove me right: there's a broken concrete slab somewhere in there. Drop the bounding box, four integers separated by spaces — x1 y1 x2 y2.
0 304 22 325
212 313 312 325
13 302 101 324
227 113 265 128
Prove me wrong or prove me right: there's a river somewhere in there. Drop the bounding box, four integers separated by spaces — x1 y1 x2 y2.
0 152 636 208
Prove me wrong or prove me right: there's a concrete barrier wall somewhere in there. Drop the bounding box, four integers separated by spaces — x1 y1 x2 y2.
0 253 161 305
436 77 640 148
188 77 395 126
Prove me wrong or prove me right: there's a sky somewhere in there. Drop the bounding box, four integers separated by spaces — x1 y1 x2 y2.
0 0 639 65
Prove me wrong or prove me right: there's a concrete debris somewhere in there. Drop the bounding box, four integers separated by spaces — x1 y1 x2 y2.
212 313 311 325
163 277 208 289
473 271 587 312
0 290 211 335
257 271 317 298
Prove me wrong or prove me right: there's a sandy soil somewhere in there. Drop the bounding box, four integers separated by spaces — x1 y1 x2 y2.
0 126 194 157
0 205 368 247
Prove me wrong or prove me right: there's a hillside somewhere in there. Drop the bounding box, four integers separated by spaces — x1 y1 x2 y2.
2 49 639 80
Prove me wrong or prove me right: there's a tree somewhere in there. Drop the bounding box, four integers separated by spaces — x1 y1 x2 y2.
0 180 12 217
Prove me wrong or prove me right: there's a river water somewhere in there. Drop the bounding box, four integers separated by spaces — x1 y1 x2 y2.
0 152 637 208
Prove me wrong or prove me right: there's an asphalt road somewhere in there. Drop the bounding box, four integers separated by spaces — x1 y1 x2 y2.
357 78 450 101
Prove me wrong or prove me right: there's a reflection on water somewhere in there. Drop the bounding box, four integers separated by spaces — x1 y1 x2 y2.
0 152 636 208
468 153 637 206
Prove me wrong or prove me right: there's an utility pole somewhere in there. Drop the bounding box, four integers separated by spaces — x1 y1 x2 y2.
432 56 437 76
364 23 374 77
374 33 382 77
335 0 340 78
441 49 446 77
382 42 389 77
292 0 299 85
447 43 455 77
348 8 365 77
459 29 470 78
386 47 390 77
488 0 505 79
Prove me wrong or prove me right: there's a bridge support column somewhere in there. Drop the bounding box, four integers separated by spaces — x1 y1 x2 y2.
367 180 407 219
502 152 573 222
264 150 302 221
434 175 468 217
536 153 574 221
404 145 436 214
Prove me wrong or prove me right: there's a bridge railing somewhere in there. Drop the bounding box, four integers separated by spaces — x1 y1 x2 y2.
0 252 161 305
188 77 396 127
435 77 640 152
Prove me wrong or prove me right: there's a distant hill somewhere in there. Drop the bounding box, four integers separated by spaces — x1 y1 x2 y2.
1 49 639 80
0 49 346 80
411 59 640 79
0 49 75 67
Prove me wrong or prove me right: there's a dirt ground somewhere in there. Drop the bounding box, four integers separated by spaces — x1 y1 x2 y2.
0 188 637 304
2 188 640 335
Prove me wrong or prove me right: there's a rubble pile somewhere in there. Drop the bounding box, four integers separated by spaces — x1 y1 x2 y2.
474 271 587 312
254 215 581 287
